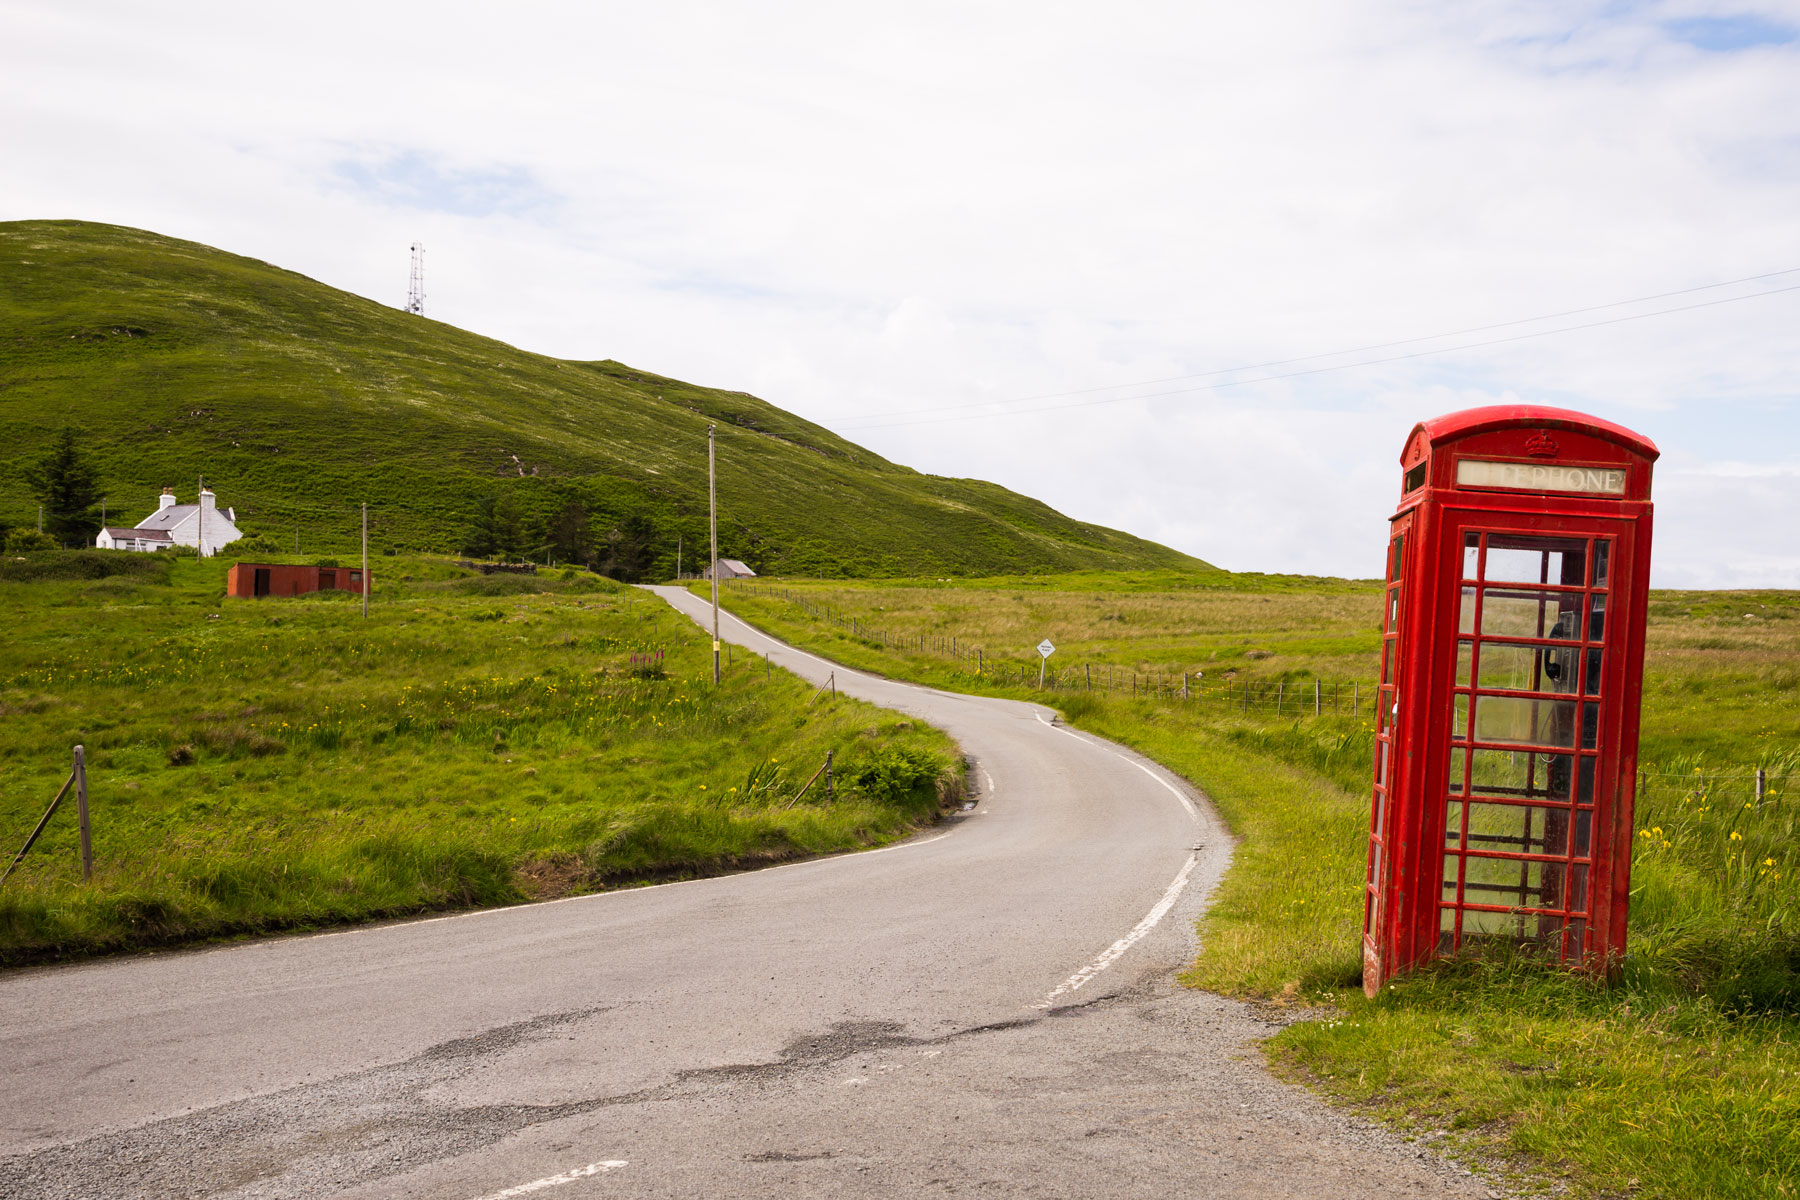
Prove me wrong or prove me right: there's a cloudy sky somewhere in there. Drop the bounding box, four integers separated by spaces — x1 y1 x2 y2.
5 1 1798 586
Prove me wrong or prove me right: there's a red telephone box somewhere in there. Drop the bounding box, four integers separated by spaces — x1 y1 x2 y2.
1363 405 1658 996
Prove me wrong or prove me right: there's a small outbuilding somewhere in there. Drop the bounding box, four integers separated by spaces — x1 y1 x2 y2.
704 558 757 581
227 563 366 599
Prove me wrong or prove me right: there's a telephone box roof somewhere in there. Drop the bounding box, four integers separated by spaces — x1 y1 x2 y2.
1409 405 1659 462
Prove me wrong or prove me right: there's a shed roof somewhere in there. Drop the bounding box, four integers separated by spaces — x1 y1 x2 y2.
718 558 755 575
105 526 172 541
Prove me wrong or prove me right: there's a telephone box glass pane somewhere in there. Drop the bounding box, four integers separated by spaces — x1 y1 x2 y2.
1459 587 1477 635
1469 749 1574 802
1480 590 1584 640
1453 694 1468 737
1592 541 1610 588
1473 696 1578 748
1463 534 1480 580
1581 704 1599 749
1574 809 1592 856
1387 590 1400 632
1463 855 1564 909
1457 640 1474 686
1577 757 1595 805
1483 536 1587 586
1465 802 1572 856
1477 642 1578 693
1448 747 1467 793
1464 907 1564 941
1588 595 1607 640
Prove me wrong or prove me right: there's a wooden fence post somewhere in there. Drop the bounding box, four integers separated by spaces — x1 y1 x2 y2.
74 744 92 883
1756 767 1767 807
1276 682 1284 716
1315 679 1321 716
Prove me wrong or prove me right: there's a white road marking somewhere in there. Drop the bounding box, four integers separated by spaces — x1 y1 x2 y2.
471 1160 628 1199
1035 852 1199 1009
1034 713 1200 822
657 588 1210 1010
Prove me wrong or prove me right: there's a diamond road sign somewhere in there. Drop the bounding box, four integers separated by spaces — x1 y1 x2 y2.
1037 639 1055 658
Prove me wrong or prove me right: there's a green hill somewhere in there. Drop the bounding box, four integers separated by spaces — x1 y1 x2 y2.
0 220 1212 578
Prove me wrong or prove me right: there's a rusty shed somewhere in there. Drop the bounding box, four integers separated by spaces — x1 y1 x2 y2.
226 563 366 599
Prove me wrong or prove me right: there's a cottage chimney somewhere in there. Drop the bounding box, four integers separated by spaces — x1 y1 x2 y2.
159 488 177 510
199 487 216 511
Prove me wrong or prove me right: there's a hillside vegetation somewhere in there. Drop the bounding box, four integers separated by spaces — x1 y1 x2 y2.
0 220 1206 578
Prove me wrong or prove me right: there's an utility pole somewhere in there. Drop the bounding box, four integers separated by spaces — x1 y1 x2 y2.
361 502 369 619
709 425 720 685
197 475 205 559
37 505 42 533
676 534 682 580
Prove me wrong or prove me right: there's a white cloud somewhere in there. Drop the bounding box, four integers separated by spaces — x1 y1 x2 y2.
3 0 1797 586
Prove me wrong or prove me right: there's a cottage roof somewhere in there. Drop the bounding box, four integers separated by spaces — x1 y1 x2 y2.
718 559 755 575
136 505 198 531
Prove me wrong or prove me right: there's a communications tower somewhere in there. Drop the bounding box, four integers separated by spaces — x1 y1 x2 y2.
405 243 425 316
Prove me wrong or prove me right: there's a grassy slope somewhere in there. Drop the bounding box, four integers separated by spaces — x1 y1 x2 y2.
702 574 1800 1200
0 220 1206 578
0 552 961 963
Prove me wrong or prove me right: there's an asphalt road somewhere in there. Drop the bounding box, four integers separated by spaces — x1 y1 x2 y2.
0 586 1495 1199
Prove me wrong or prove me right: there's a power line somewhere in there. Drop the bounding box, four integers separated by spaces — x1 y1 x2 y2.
834 277 1800 433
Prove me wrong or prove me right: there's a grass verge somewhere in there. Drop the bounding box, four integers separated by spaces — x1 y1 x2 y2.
0 554 961 964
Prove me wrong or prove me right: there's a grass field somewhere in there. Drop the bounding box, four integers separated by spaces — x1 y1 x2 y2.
0 552 961 964
706 573 1800 1200
0 220 1204 578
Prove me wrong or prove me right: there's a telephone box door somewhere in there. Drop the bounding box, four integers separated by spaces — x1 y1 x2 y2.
1433 517 1639 966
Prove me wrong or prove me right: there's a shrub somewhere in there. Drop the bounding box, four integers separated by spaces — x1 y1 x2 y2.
220 535 285 556
4 529 59 554
841 746 948 812
0 549 172 583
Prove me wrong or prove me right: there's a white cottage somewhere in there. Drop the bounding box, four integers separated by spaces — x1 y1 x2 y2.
96 488 242 557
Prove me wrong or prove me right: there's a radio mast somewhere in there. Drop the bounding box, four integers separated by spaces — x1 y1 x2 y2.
405 243 425 316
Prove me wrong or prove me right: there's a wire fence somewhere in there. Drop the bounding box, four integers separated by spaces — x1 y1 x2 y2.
724 585 1800 795
1636 767 1792 813
726 583 1377 717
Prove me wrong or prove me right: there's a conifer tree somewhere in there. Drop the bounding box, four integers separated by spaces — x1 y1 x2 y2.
22 427 103 544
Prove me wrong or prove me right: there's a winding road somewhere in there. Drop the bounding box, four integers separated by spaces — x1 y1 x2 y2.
0 586 1492 1199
